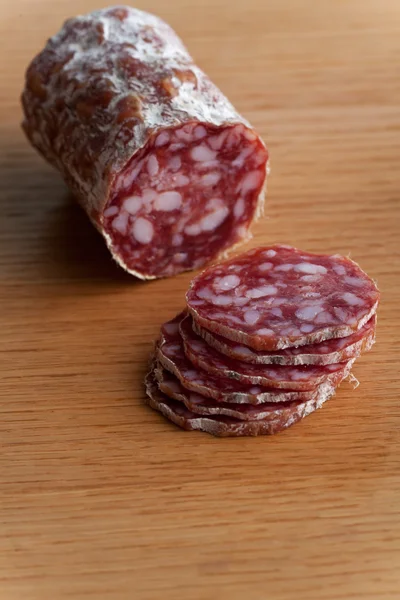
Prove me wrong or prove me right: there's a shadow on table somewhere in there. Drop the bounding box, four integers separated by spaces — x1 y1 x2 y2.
0 130 135 285
44 195 135 284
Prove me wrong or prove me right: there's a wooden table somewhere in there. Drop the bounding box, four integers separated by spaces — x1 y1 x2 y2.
1 1 399 598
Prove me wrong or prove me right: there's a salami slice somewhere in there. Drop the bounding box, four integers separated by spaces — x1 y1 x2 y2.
22 7 268 279
193 314 376 365
186 245 380 350
157 313 347 403
145 366 330 437
154 361 335 421
179 312 354 390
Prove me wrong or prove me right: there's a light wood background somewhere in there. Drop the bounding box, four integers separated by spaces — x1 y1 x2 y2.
1 1 399 598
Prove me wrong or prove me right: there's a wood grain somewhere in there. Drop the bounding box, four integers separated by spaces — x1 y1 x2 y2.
1 1 399 598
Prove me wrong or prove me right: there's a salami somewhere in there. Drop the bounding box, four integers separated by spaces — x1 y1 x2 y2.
157 313 349 402
179 312 355 390
145 366 330 437
193 314 376 365
186 245 380 349
154 361 335 421
21 7 268 279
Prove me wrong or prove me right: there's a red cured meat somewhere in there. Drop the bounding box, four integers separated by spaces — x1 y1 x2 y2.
154 361 335 421
179 312 354 390
193 314 376 365
157 313 348 402
145 366 331 437
186 245 380 349
21 7 268 279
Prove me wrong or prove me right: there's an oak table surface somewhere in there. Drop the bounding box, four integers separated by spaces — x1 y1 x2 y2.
0 1 399 599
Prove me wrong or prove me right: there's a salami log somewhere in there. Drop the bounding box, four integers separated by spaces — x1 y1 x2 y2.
22 6 268 279
179 312 355 390
157 313 349 402
146 366 330 437
186 245 380 349
193 314 376 365
155 361 335 421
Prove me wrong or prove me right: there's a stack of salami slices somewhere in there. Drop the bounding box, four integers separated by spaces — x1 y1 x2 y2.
145 245 380 437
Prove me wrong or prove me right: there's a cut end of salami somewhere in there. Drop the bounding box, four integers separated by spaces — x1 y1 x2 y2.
104 122 267 278
145 244 379 437
21 6 268 279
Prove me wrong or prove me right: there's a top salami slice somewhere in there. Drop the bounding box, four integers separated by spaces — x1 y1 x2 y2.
21 6 268 279
186 245 380 350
